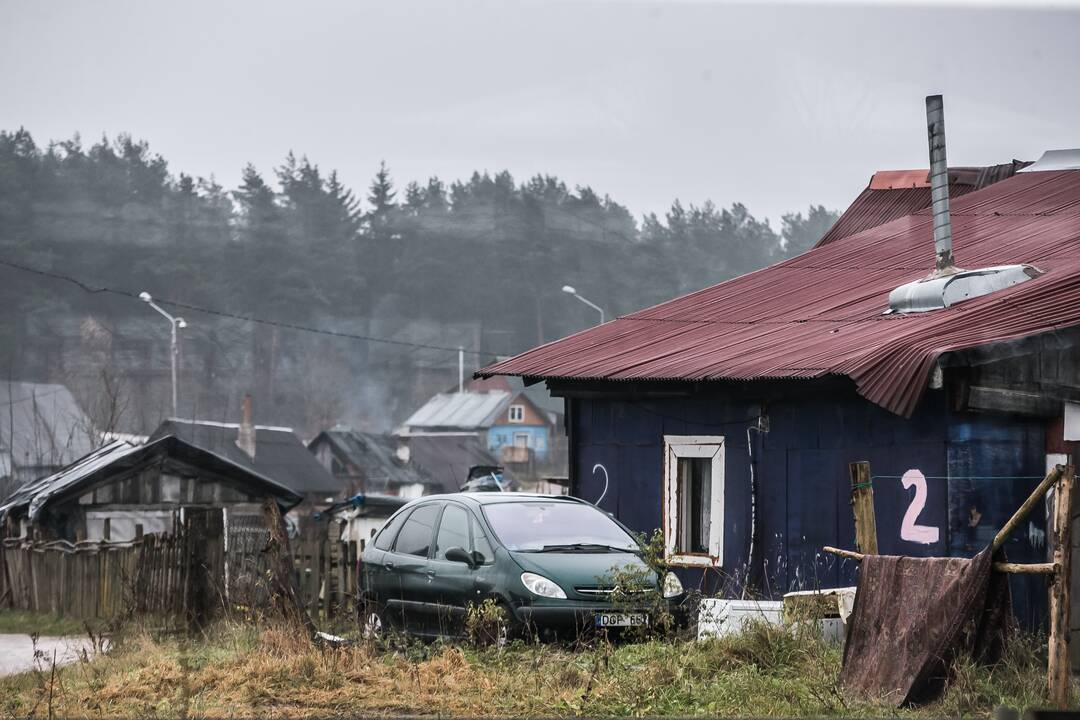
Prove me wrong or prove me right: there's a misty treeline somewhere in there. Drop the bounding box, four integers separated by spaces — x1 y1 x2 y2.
0 129 837 433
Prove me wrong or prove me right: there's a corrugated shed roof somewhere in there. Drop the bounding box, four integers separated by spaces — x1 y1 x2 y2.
405 434 499 494
403 391 510 430
0 435 302 523
149 419 341 496
0 382 94 470
817 162 1028 247
479 170 1080 418
311 429 434 489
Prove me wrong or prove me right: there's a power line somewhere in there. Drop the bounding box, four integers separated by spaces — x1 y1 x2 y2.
0 256 495 357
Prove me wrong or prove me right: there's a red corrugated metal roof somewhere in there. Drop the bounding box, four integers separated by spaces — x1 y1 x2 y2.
816 162 1027 247
479 170 1080 417
868 169 931 190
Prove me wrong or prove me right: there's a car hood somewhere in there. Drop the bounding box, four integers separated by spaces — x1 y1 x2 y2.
510 550 656 590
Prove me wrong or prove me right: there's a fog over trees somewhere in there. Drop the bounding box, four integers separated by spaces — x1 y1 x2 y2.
0 128 837 434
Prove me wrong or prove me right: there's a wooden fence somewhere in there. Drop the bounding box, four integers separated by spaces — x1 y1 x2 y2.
0 517 362 626
0 539 140 619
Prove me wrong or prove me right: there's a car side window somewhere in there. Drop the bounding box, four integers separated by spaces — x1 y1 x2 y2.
434 504 471 560
372 509 410 551
392 504 440 557
470 514 495 565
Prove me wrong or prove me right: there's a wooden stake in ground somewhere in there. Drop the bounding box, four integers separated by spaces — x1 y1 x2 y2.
261 498 317 638
1048 464 1074 709
849 461 878 555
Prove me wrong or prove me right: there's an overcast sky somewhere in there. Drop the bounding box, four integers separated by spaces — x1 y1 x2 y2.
2 0 1078 223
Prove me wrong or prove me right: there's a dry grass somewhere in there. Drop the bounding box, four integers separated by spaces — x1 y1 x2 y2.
0 618 1072 718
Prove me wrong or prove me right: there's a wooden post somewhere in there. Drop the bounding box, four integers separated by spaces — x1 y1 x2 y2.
1048 464 1074 708
849 461 878 555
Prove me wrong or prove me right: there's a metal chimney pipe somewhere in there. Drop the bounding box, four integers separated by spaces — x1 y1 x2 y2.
237 394 256 460
926 95 956 275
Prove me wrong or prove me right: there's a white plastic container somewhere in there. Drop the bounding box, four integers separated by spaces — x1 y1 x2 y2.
696 598 783 640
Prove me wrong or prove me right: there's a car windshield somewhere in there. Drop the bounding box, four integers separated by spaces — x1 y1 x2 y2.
482 501 639 552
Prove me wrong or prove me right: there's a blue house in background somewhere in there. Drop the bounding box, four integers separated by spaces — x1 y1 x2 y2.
480 157 1080 630
400 377 562 467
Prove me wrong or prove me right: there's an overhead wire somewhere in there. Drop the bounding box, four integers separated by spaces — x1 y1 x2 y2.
0 256 496 357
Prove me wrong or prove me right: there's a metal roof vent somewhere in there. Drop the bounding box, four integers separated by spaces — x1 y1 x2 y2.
886 95 1042 314
888 264 1043 314
1017 148 1080 173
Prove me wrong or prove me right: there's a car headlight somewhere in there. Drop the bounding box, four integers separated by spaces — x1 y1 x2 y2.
520 572 567 599
662 571 684 598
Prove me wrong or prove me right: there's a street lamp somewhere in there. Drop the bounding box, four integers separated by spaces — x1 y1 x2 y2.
561 285 605 324
139 291 187 417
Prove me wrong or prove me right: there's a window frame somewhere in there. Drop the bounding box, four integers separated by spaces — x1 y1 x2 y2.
432 501 473 562
391 502 441 558
508 404 525 423
662 435 725 567
372 507 412 551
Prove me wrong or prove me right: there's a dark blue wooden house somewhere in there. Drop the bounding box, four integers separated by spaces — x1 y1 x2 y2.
480 154 1080 628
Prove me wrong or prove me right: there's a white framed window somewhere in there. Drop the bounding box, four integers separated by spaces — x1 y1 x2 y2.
663 435 724 567
508 404 525 422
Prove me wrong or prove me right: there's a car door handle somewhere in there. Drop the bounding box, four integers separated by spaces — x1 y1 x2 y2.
383 561 395 570
426 569 436 578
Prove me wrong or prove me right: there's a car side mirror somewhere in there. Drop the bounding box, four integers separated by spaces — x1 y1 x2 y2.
471 550 487 566
444 546 475 567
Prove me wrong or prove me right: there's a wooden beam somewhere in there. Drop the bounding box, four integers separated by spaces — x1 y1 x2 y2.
964 385 1062 418
1048 463 1075 709
994 562 1058 575
822 546 1058 575
849 461 878 555
823 546 863 562
992 465 1064 553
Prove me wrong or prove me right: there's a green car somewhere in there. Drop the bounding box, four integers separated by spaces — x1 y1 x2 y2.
358 493 686 640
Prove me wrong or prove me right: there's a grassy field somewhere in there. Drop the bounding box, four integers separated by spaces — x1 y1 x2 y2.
0 618 1072 718
0 610 100 636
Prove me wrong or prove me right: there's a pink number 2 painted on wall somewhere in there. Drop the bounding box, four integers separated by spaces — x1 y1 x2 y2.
900 469 940 545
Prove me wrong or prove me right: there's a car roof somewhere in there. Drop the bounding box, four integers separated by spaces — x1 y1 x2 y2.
408 492 586 506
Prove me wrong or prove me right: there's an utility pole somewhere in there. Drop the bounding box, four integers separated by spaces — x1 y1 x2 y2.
139 291 187 416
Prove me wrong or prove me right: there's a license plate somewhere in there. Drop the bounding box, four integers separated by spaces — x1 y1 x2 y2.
594 612 648 628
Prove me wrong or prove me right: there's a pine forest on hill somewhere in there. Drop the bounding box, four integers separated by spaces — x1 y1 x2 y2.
0 129 838 435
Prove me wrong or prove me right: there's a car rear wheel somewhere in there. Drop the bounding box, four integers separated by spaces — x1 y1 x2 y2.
359 600 389 640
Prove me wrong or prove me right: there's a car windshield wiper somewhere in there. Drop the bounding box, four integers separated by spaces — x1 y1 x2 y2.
530 543 640 553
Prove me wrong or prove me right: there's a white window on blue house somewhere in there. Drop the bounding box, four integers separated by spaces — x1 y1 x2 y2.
508 404 525 422
663 435 724 567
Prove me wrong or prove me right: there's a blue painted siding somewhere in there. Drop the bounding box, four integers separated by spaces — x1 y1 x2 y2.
568 381 1048 625
488 424 549 460
945 412 1048 627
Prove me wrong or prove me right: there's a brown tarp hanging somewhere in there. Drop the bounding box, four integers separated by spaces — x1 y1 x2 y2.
839 546 1014 706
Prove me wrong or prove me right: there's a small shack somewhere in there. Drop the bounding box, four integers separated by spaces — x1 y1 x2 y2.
0 434 301 542
307 426 438 497
149 408 341 508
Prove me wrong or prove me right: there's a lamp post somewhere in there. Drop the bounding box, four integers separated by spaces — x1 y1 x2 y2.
139 291 187 417
561 285 605 324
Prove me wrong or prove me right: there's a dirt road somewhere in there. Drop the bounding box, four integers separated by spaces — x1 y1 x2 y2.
0 634 94 676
